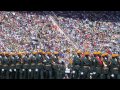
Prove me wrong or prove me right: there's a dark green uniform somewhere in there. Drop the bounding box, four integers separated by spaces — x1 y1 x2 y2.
34 54 41 79
9 55 16 79
91 56 102 79
0 56 3 79
82 56 91 79
21 55 29 79
43 55 53 79
100 57 110 79
36 54 44 79
52 55 59 79
2 56 9 79
109 57 119 79
15 55 21 79
117 57 120 79
59 61 65 79
27 54 34 79
72 55 80 79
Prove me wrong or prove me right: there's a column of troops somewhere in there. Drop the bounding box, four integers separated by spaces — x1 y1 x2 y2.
0 50 119 79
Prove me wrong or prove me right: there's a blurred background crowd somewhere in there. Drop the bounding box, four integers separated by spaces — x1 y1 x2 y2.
0 11 119 55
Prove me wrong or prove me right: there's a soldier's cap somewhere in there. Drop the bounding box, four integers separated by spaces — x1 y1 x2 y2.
0 52 2 55
42 51 46 55
112 54 119 57
17 52 24 56
101 53 108 57
4 52 10 56
46 52 52 55
32 51 38 55
54 51 59 55
93 51 101 55
84 52 90 55
93 52 98 55
77 50 82 54
9 52 16 56
38 50 42 54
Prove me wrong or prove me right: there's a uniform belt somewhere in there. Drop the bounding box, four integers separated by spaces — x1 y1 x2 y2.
103 68 109 70
113 68 118 70
11 64 15 66
38 63 42 65
46 65 51 66
83 66 90 69
4 65 8 67
84 66 89 67
16 63 20 65
75 65 79 67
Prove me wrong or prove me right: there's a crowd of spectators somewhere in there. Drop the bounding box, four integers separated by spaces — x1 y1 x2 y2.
0 11 119 55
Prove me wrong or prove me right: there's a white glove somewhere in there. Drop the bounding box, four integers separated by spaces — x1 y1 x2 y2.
14 69 16 72
29 69 32 72
81 72 84 75
2 69 4 71
72 71 75 74
35 69 38 72
90 73 93 75
9 69 12 72
111 74 114 77
93 72 96 74
22 69 25 71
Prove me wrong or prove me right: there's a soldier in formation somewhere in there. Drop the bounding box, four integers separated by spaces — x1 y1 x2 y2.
0 50 119 79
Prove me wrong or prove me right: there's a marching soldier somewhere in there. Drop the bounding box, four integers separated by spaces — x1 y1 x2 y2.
33 50 41 79
1 52 9 79
92 52 103 79
52 51 60 79
118 54 120 79
100 53 110 79
109 54 119 79
44 51 53 79
36 50 44 79
0 53 3 79
20 52 29 79
58 59 65 79
41 51 51 79
8 52 16 79
15 52 21 79
81 52 91 79
72 50 81 79
28 52 36 79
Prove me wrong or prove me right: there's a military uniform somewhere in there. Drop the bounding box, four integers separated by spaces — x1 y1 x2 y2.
117 55 120 79
15 55 21 79
2 54 9 79
82 52 91 79
59 61 65 79
9 54 16 79
28 54 35 79
36 52 44 79
21 54 29 79
34 53 41 79
72 54 80 79
109 54 119 79
102 56 110 79
92 52 103 79
44 52 53 79
52 52 60 79
0 55 3 79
